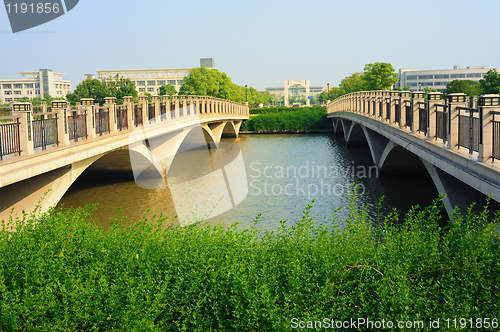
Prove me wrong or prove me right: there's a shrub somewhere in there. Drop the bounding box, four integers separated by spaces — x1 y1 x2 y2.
0 197 499 330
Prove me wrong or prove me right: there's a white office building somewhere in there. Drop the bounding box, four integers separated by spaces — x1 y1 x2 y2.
0 69 72 104
396 66 497 92
96 58 215 95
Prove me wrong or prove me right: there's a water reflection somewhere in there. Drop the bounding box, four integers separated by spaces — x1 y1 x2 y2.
57 134 439 232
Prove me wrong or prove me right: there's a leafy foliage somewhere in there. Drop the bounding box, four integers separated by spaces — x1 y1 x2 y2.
0 196 499 330
158 84 177 97
362 62 399 90
444 79 482 97
66 75 138 106
242 107 329 131
480 69 500 94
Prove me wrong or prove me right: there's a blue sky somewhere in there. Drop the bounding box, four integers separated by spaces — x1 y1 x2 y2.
1 0 499 91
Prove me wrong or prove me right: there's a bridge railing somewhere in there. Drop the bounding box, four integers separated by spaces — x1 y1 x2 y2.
0 115 21 159
327 91 500 162
0 96 248 161
32 112 58 149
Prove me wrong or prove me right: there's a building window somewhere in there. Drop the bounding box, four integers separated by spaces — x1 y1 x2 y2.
27 90 33 95
13 84 23 89
147 80 155 86
2 84 12 89
147 87 155 92
4 91 12 95
35 83 40 88
467 73 482 78
434 74 449 79
406 75 417 80
137 81 146 86
434 82 449 86
420 82 434 86
14 91 21 95
177 80 185 85
139 88 146 92
24 83 34 88
407 83 418 87
418 75 434 80
167 80 176 85
5 98 12 102
450 74 466 79
157 80 166 86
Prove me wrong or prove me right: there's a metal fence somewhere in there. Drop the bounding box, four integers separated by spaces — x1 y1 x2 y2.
148 103 155 122
117 106 128 130
493 117 500 161
33 114 58 149
68 111 87 141
418 102 428 134
0 117 21 159
385 98 391 121
458 108 480 153
435 105 448 141
394 100 401 124
95 108 110 135
134 104 143 126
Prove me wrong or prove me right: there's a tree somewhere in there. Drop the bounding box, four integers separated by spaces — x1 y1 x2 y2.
444 80 481 97
105 74 137 104
159 84 177 97
480 69 500 94
66 78 108 105
362 62 399 90
339 72 365 93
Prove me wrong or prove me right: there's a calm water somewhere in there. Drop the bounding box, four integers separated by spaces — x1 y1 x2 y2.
57 134 439 231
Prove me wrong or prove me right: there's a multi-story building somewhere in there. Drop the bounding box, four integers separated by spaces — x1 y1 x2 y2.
96 58 215 95
396 66 497 92
0 69 72 103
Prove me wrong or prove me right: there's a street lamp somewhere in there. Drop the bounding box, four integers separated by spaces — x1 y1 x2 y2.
245 85 248 103
327 83 330 104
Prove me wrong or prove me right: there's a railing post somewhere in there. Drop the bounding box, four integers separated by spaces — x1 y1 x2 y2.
81 98 96 139
412 91 424 135
164 96 172 120
51 100 70 146
104 97 117 133
174 96 180 118
11 103 34 155
478 94 500 162
447 93 467 149
427 92 443 139
138 95 148 123
152 95 160 121
123 96 134 127
400 91 411 129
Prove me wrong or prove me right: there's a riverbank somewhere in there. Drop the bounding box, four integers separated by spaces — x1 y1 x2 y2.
242 107 330 132
1 198 499 330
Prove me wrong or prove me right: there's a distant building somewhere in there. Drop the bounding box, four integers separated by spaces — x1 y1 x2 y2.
95 58 214 95
200 58 214 69
266 79 324 106
0 69 72 103
396 66 497 92
83 74 95 80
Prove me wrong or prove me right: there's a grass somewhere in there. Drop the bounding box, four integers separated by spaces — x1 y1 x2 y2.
0 194 499 331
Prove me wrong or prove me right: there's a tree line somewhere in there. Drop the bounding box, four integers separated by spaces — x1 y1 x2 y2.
317 63 500 103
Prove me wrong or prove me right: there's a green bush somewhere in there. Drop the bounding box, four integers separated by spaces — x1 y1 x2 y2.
249 106 324 115
0 196 499 331
242 107 329 132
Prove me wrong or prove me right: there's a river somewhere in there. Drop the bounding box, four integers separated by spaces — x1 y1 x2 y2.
57 133 439 231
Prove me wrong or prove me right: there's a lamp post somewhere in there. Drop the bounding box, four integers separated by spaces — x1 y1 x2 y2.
245 85 248 103
326 83 330 104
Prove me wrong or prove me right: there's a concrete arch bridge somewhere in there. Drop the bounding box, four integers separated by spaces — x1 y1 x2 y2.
327 90 500 216
0 95 249 221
